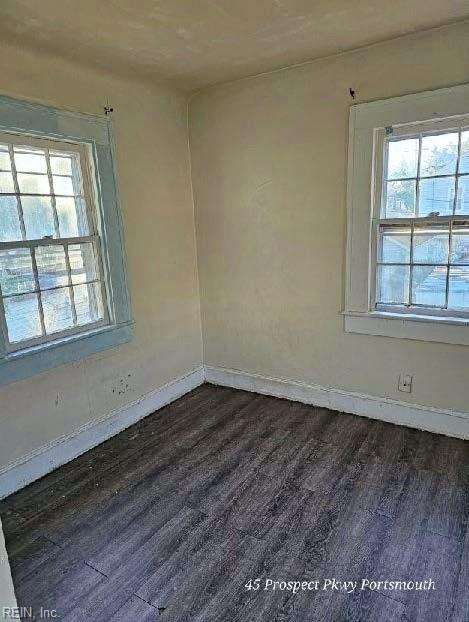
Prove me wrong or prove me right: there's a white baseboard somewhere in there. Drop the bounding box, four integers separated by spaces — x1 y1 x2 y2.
0 366 205 500
204 366 469 440
2 362 466 500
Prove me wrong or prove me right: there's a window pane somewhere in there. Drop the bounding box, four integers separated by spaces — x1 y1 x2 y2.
448 266 469 308
0 171 15 193
411 265 447 306
21 196 55 239
74 282 104 325
387 139 418 180
413 226 449 264
52 176 74 196
50 156 72 176
35 245 69 289
459 131 469 174
0 146 11 170
377 265 410 304
451 228 469 264
69 243 98 284
0 137 109 344
56 197 88 238
418 177 455 216
4 293 42 343
385 180 415 218
379 227 411 263
17 173 50 194
42 287 74 334
420 132 458 177
0 196 22 241
0 248 35 296
456 176 469 214
14 150 47 173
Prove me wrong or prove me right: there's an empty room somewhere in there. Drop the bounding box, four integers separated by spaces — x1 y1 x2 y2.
0 2 468 621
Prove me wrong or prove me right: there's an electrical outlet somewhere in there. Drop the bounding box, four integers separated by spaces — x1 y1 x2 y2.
398 374 413 393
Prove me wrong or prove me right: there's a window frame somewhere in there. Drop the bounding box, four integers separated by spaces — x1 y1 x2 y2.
344 83 469 346
0 131 111 352
371 119 469 319
0 96 132 384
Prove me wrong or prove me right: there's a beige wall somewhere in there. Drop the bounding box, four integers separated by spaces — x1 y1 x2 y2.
190 22 469 413
1 21 469 474
0 42 202 470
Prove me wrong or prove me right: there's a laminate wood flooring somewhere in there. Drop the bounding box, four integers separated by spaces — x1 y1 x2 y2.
1 384 468 621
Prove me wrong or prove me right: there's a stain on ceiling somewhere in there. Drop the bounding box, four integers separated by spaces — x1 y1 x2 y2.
1 0 468 91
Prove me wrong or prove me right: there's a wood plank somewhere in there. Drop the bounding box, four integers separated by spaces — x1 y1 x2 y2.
279 586 407 622
452 522 469 622
402 531 461 622
108 595 159 621
15 548 105 620
426 472 469 541
136 515 255 607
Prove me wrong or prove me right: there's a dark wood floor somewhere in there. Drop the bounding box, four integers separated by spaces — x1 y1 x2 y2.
1 384 468 621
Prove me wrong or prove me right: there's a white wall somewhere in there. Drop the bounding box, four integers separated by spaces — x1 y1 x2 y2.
0 41 202 471
189 22 469 414
0 518 17 610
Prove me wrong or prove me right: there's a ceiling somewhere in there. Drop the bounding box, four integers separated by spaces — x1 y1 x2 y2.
1 0 469 92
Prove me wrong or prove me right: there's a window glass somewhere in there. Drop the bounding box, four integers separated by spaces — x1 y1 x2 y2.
377 128 469 313
0 135 106 349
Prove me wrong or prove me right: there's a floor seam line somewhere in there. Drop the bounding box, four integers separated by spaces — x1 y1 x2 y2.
84 560 108 578
424 528 463 543
131 592 161 610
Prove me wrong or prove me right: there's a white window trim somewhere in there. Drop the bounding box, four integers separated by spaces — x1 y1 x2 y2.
344 82 469 346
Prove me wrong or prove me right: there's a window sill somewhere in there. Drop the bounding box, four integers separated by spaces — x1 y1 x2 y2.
0 322 133 386
344 311 469 346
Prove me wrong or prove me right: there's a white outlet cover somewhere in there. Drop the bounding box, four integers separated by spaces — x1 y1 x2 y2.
398 374 413 393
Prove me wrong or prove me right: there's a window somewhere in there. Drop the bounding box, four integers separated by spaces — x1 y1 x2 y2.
0 132 108 350
375 123 469 316
345 83 469 345
0 96 132 384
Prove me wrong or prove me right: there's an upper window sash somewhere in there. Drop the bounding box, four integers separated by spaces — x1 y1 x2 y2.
0 131 99 240
373 117 469 223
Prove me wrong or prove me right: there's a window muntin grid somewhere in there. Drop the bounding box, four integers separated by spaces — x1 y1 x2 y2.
376 124 469 315
0 132 108 351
